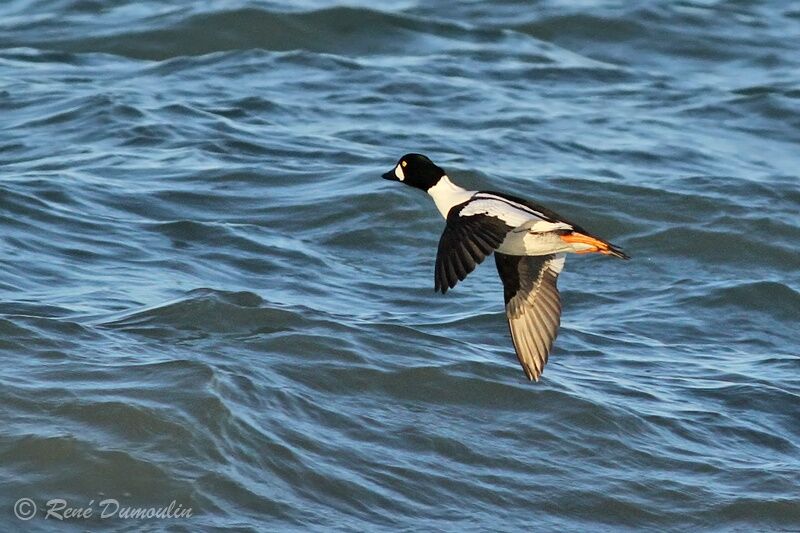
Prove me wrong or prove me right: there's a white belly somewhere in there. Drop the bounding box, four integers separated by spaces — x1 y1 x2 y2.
497 228 579 256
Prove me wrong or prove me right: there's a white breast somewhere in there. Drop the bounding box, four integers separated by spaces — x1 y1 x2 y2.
427 175 475 218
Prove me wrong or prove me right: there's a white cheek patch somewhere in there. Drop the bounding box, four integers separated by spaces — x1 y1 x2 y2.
395 165 405 181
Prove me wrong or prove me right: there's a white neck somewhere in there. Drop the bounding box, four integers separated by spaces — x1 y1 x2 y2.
427 175 475 218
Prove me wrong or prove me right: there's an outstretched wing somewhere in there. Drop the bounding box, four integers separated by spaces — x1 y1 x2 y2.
478 190 590 234
479 190 630 258
495 252 564 381
435 202 513 293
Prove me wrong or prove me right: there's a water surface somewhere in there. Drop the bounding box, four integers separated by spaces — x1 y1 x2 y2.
1 1 799 530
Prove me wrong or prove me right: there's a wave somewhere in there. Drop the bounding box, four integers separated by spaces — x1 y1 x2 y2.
690 281 800 322
5 7 498 60
99 288 293 334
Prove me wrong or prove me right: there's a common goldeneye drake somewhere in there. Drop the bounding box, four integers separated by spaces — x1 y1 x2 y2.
382 153 629 382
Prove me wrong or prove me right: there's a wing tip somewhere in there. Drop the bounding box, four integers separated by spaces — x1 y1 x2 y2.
523 367 541 382
435 279 449 294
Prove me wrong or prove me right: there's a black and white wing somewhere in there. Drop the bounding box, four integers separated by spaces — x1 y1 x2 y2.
494 252 564 381
476 190 588 234
435 202 513 293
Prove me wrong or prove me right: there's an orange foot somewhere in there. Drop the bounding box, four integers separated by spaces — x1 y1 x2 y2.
560 232 613 255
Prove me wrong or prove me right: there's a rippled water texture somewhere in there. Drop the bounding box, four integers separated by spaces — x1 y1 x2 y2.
1 1 799 530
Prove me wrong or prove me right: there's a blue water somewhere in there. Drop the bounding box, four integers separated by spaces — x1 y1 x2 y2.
1 1 799 530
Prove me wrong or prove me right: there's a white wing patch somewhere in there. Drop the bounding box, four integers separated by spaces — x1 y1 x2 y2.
469 193 573 233
460 199 536 228
472 193 548 218
395 165 405 181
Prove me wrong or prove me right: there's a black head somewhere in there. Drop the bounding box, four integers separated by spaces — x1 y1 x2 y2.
382 153 445 191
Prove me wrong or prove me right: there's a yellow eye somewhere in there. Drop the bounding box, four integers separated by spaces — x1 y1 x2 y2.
401 161 407 167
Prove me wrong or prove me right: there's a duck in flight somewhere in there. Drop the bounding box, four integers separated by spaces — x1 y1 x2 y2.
382 153 629 382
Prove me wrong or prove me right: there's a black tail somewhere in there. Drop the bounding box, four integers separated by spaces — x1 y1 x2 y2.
607 242 630 260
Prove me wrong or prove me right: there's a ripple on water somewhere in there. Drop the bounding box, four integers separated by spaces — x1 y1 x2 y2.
1 0 799 530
